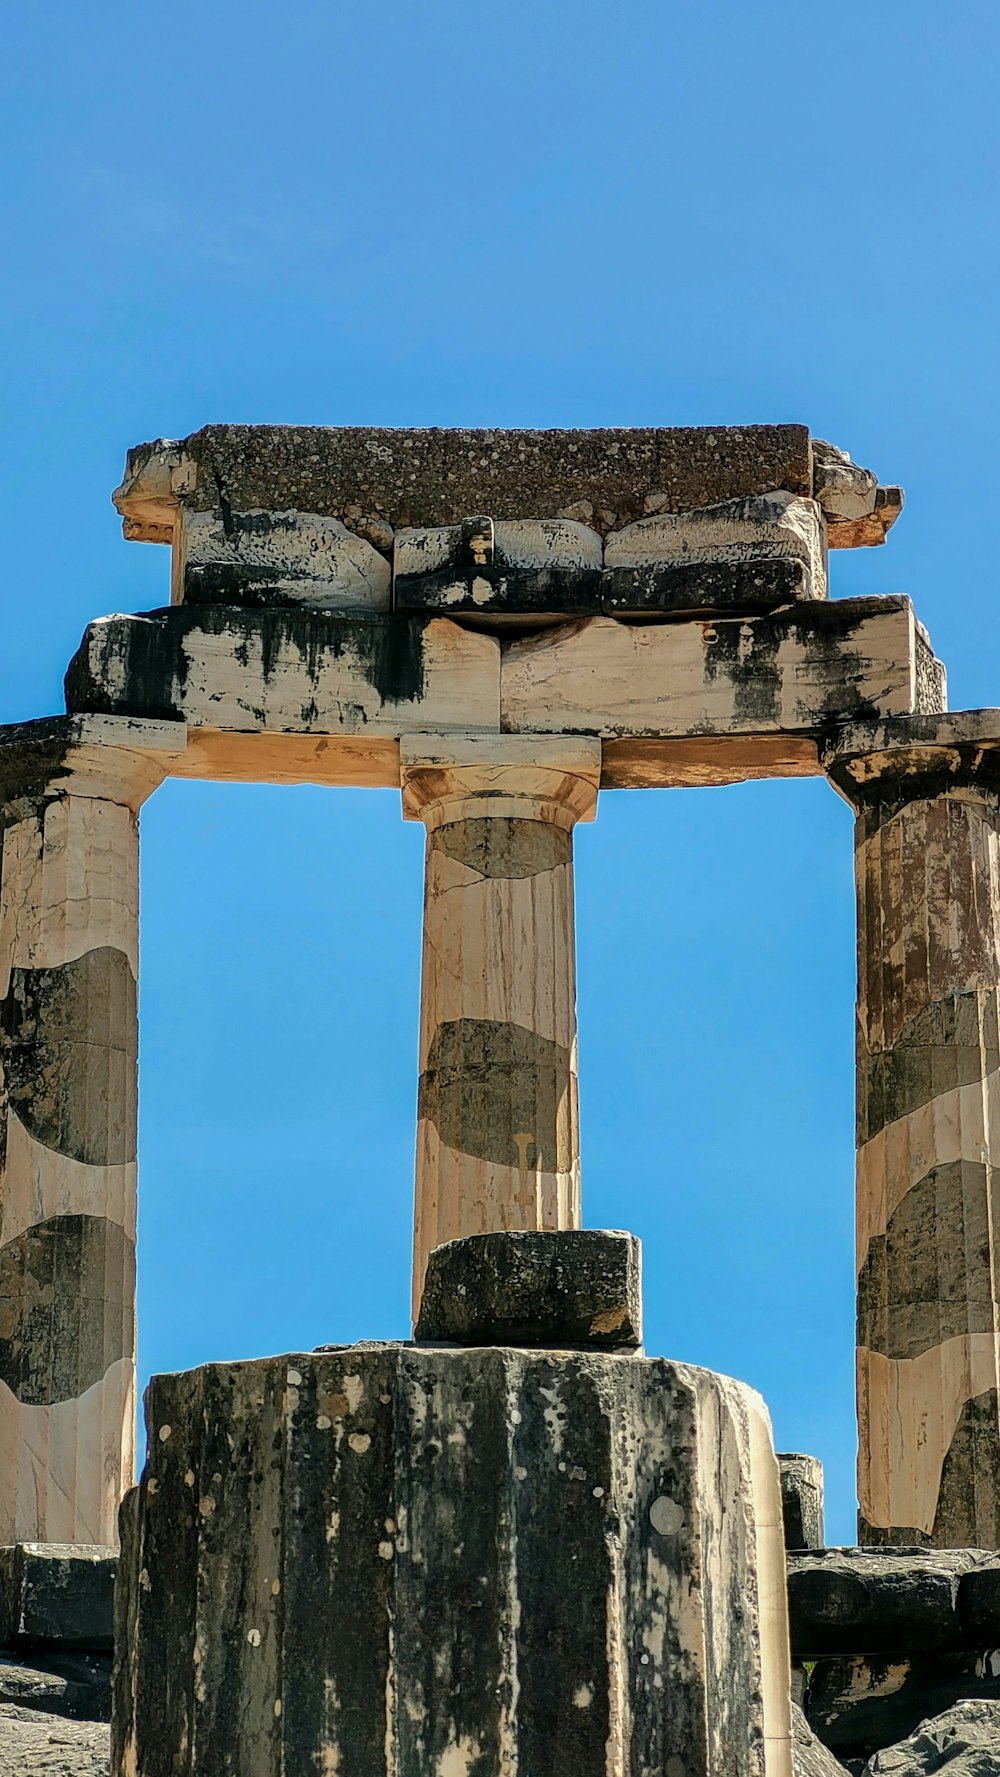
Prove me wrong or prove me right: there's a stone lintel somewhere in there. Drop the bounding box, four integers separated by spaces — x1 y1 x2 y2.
786 1547 1000 1659
400 733 601 828
0 1544 116 1650
415 1230 643 1348
823 711 1000 808
0 715 181 812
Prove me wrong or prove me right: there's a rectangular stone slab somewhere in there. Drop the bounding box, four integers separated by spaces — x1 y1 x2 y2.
500 599 945 737
0 1544 115 1650
786 1548 993 1658
64 609 501 736
115 424 813 538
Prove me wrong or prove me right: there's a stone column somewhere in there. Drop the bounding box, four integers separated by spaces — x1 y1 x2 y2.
0 719 170 1544
827 720 1000 1546
401 735 601 1316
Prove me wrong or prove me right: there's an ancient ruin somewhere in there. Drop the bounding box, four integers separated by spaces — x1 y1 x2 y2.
2 423 1000 1774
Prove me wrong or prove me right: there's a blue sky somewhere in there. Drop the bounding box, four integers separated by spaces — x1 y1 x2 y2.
2 1 998 1544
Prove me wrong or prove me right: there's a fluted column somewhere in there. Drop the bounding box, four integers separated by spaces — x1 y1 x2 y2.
0 721 168 1543
827 722 1000 1546
401 735 600 1316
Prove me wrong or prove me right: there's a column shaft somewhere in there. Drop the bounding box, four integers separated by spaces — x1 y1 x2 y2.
402 737 600 1315
0 735 165 1543
851 776 1000 1544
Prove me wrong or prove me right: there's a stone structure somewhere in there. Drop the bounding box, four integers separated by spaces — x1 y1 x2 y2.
2 420 1000 1773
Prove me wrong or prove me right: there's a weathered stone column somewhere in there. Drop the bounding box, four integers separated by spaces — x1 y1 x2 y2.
401 735 600 1314
0 717 172 1544
826 717 1000 1546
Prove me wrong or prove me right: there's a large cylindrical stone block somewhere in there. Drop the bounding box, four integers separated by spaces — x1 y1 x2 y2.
114 1344 792 1777
827 728 1000 1548
0 729 166 1544
401 735 601 1318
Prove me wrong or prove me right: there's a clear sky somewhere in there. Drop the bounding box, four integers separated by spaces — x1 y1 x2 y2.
3 1 998 1545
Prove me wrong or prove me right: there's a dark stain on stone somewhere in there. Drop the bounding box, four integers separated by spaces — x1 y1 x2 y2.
0 947 137 1164
396 561 603 618
603 555 807 617
430 818 571 880
0 1214 134 1405
857 1160 994 1360
419 1018 575 1171
859 990 1000 1143
932 1389 1000 1547
703 619 783 726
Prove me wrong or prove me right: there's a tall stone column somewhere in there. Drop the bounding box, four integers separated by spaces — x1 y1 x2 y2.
401 735 601 1315
0 719 170 1544
826 720 1000 1546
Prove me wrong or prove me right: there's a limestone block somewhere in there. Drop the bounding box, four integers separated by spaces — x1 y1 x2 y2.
65 609 501 737
807 1653 1000 1766
779 1454 825 1549
827 487 904 551
787 1548 987 1659
114 424 814 539
812 442 878 522
500 599 944 739
414 1229 642 1348
114 1345 792 1777
603 493 827 615
0 1545 114 1650
861 1700 1000 1777
394 516 604 619
0 1703 109 1774
175 508 391 610
0 1651 111 1720
790 1703 850 1777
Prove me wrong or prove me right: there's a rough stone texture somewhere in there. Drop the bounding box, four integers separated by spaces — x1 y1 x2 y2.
827 486 904 551
780 1455 825 1549
176 508 392 610
861 1700 1000 1776
0 1650 110 1720
414 1229 642 1348
806 1652 1000 1765
114 1344 792 1777
0 1702 108 1774
603 492 827 614
113 424 815 538
825 731 1000 1547
811 442 878 522
402 738 600 1315
792 1702 851 1777
0 1546 115 1651
786 1548 995 1658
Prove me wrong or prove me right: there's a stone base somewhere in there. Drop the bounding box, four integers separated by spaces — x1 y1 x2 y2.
0 1547 115 1651
114 1341 792 1777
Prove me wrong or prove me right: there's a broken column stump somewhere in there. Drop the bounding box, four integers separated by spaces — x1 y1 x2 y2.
113 1235 792 1777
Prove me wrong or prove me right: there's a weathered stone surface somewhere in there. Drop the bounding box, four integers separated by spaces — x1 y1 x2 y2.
176 508 392 610
414 1229 642 1348
603 492 827 614
395 516 604 620
65 608 501 738
0 1702 108 1774
780 1455 825 1549
501 599 945 739
114 1344 793 1777
0 1546 115 1650
114 424 814 538
812 442 878 522
787 1549 986 1658
807 1652 1000 1764
0 1650 111 1720
825 727 1000 1548
792 1701 851 1777
861 1700 1000 1776
827 486 904 551
401 737 600 1314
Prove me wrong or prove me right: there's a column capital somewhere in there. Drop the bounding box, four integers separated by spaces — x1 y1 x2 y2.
400 734 601 831
0 716 183 815
822 711 1000 811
